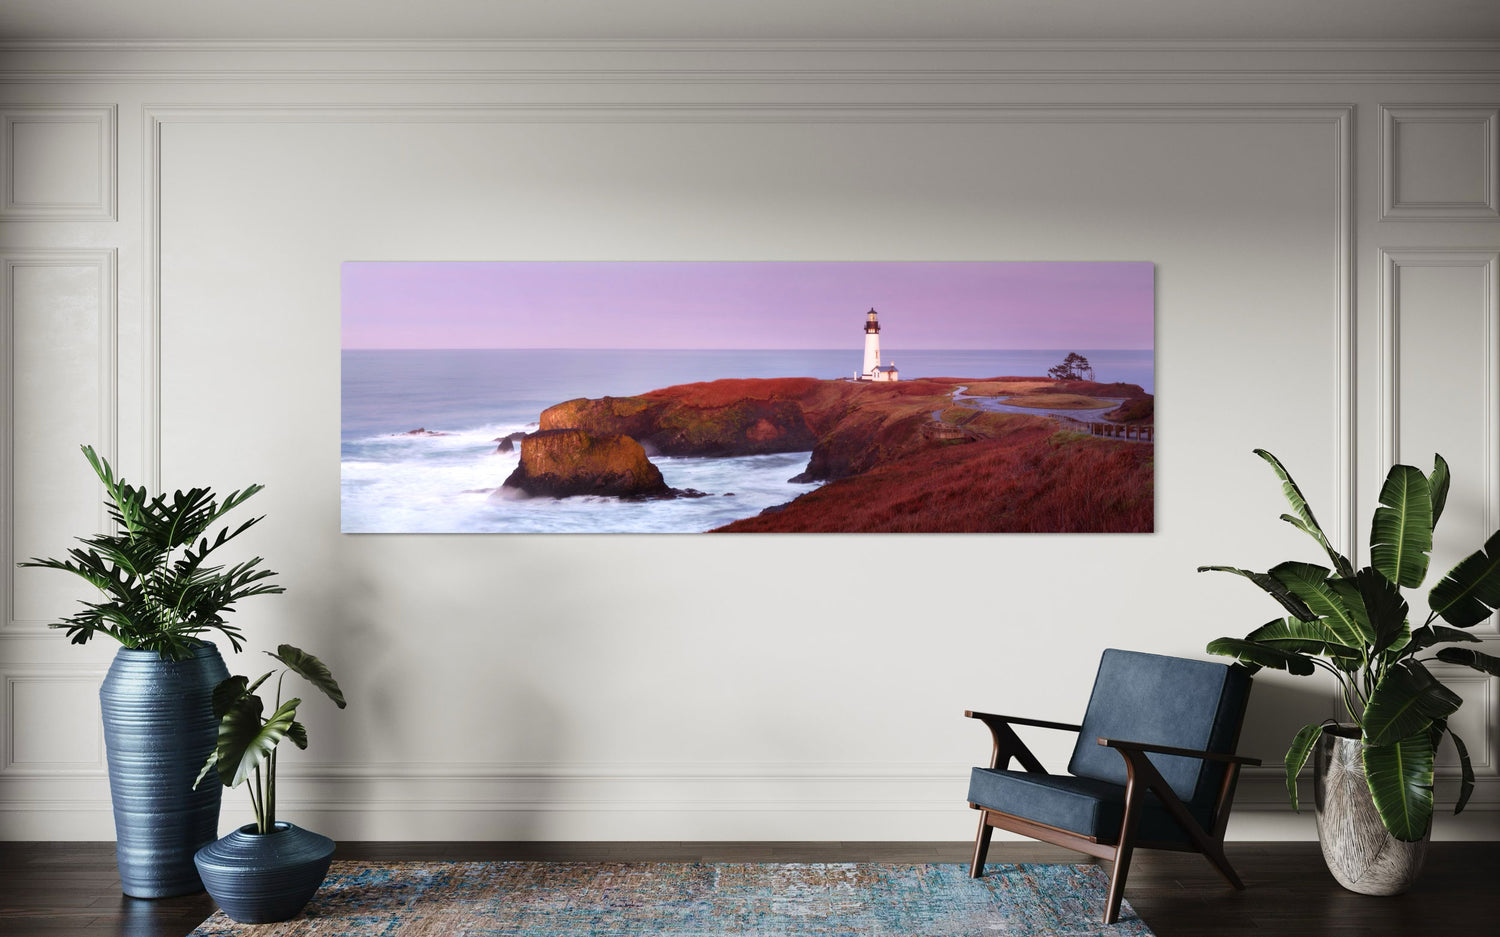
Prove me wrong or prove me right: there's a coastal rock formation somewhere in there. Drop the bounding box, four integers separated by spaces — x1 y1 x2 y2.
494 431 528 453
496 429 671 500
396 427 451 437
540 388 818 457
540 396 666 441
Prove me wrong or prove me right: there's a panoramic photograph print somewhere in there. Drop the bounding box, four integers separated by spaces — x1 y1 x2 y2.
341 261 1155 534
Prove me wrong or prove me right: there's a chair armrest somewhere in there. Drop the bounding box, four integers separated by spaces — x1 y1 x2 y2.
965 711 1079 775
1097 736 1262 767
964 711 1082 733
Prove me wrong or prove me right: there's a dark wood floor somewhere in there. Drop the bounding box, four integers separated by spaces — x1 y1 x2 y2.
2 840 1495 936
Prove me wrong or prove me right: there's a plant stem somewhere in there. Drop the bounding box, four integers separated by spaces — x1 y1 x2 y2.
266 749 276 831
265 670 284 830
1342 682 1360 725
248 764 265 834
1308 658 1360 721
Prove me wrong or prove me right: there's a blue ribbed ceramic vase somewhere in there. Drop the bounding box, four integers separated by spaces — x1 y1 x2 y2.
195 822 336 923
99 643 228 898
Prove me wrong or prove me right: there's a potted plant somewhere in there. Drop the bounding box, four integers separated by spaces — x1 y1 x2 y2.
1203 449 1500 894
194 644 347 923
19 445 282 897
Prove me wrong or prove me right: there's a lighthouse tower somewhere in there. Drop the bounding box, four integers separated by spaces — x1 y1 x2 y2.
859 308 899 381
861 308 882 379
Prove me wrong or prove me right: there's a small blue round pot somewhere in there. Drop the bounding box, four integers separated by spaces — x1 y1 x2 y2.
195 822 336 923
100 643 228 897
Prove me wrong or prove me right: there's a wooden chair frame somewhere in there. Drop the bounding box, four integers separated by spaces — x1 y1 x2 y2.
964 710 1262 925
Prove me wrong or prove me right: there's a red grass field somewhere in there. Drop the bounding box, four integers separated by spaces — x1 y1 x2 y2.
714 430 1153 533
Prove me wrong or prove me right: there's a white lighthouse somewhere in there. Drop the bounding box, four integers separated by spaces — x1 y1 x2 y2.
860 308 899 382
861 308 881 378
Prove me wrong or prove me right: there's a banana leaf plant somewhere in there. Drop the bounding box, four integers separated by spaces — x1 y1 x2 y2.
195 645 347 834
18 445 283 660
1202 449 1500 842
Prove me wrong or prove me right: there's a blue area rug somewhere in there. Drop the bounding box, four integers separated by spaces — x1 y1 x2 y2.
188 861 1155 936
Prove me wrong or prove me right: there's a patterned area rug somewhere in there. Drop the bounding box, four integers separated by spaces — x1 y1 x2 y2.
188 861 1155 936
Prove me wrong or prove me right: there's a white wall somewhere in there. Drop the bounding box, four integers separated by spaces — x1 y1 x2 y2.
1 41 1497 840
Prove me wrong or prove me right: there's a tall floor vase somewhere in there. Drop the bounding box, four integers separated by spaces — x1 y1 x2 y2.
100 644 229 898
1314 727 1430 896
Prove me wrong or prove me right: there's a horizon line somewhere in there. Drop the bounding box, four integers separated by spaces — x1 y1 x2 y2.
340 346 1155 353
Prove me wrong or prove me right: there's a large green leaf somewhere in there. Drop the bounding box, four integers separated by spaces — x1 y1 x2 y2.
268 645 347 709
1253 449 1355 577
211 696 301 788
1205 637 1316 675
1429 454 1450 530
1406 625 1482 654
1446 725 1475 814
1363 732 1435 842
286 720 308 750
1362 660 1462 747
1284 723 1324 811
1428 718 1474 815
1270 562 1373 648
1428 530 1500 629
1370 464 1433 589
1434 646 1500 676
210 671 271 719
1245 617 1360 659
212 675 249 719
1197 565 1315 621
1356 567 1409 654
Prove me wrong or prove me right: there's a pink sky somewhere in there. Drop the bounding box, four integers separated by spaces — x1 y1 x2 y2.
341 261 1153 350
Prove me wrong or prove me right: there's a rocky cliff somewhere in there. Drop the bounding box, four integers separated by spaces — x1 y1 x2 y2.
540 386 818 457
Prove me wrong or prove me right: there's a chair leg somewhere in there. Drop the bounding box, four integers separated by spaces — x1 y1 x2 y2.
969 812 995 878
1104 843 1134 925
1105 776 1145 924
1201 842 1245 890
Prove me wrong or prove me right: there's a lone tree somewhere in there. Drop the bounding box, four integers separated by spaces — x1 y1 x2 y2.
1048 352 1094 381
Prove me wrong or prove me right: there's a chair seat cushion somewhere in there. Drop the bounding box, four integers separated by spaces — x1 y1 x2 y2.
967 767 1213 845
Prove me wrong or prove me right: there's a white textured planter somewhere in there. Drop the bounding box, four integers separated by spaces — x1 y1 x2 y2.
1314 727 1430 896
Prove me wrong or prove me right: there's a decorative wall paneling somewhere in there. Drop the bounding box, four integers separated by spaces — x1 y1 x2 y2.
0 105 115 221
1381 106 1499 220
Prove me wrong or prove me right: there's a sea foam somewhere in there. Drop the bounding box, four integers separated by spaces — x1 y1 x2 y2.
341 433 819 534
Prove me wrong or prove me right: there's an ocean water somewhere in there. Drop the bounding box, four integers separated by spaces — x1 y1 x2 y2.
340 348 1153 533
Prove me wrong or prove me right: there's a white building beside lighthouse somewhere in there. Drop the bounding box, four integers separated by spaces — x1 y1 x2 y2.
860 308 899 382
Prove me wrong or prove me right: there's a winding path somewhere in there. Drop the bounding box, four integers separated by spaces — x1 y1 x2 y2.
938 385 1154 442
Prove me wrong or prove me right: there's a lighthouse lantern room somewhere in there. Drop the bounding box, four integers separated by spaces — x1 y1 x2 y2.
860 308 899 382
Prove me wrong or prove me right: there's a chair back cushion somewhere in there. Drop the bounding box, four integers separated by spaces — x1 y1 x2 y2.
1067 649 1252 806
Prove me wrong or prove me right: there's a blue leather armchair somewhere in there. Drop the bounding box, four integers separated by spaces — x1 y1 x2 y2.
966 648 1260 924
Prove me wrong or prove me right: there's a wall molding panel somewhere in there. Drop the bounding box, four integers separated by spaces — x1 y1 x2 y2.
0 248 117 636
1378 248 1500 480
0 664 106 777
1381 106 1500 221
1378 249 1500 624
141 102 1356 545
0 105 115 221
